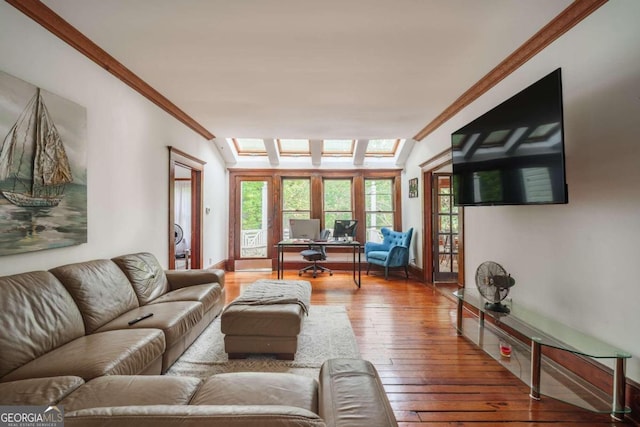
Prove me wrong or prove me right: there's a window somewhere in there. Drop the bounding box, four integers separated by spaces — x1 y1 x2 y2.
323 139 354 157
323 179 353 235
278 139 310 156
365 139 401 157
229 170 401 264
231 138 267 156
365 179 394 242
282 178 311 239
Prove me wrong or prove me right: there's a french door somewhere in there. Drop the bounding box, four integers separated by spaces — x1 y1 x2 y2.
432 173 459 282
231 176 274 270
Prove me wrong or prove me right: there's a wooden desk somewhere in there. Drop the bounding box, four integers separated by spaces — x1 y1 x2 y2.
276 240 362 288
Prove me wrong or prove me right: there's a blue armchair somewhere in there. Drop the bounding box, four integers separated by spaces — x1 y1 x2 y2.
365 227 413 280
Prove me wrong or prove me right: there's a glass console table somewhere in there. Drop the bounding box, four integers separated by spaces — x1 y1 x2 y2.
454 289 631 420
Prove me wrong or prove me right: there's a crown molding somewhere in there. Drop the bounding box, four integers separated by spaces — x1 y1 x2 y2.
6 0 215 140
413 0 608 141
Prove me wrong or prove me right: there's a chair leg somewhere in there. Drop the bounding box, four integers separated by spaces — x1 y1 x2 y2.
404 265 409 279
384 266 388 280
366 262 371 275
300 261 332 277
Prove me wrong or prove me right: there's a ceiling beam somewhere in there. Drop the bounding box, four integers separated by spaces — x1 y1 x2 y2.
353 140 368 166
395 139 415 168
309 140 323 167
412 0 608 141
212 138 237 165
6 0 215 141
264 139 280 166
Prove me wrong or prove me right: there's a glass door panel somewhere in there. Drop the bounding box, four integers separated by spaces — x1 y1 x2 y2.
433 174 459 282
234 178 273 272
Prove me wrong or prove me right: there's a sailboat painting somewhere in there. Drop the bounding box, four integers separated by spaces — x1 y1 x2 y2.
0 70 87 256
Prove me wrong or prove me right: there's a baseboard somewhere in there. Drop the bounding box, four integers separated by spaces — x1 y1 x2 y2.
209 259 228 270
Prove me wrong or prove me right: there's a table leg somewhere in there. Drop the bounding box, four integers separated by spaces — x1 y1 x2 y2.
530 339 542 400
277 245 282 279
456 298 463 335
612 356 626 421
357 245 361 288
351 244 360 288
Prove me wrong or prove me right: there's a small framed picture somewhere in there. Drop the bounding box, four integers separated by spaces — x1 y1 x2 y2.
409 177 418 198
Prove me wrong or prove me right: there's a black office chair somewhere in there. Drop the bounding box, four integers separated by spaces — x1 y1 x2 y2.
299 229 332 278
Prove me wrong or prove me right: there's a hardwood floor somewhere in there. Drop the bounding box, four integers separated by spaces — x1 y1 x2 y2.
223 270 626 426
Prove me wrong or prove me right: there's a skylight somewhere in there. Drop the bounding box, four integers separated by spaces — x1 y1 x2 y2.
366 139 401 156
277 139 310 156
232 138 267 156
226 137 405 165
323 139 354 156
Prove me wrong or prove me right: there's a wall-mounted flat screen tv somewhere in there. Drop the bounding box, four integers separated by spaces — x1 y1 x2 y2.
451 68 568 206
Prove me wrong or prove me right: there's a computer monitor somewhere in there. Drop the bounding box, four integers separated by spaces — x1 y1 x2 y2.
333 220 358 239
289 219 320 240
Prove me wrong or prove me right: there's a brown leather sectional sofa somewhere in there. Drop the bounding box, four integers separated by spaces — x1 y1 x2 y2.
0 252 398 426
0 252 225 382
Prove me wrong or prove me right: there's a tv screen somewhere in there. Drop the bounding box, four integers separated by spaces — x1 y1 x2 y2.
451 68 568 206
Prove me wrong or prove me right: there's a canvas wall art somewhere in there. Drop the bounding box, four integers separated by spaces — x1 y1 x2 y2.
0 70 87 256
408 177 418 198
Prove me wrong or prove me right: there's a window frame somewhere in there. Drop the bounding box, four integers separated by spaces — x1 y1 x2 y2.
227 168 402 269
364 177 396 243
365 139 402 157
232 138 267 156
322 178 354 233
281 177 312 239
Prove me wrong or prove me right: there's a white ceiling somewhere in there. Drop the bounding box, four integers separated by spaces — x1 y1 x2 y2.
41 0 572 167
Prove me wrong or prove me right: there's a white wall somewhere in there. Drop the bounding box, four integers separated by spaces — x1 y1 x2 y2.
0 2 228 275
405 0 640 381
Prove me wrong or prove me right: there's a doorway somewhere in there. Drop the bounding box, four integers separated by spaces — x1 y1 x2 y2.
168 147 205 269
174 165 192 269
230 176 274 271
432 173 459 282
422 163 464 290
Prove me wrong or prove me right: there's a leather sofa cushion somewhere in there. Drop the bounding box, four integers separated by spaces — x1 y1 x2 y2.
61 376 202 412
150 284 222 313
0 271 85 378
65 405 326 427
96 301 203 346
112 253 170 305
1 329 165 382
51 260 140 333
191 372 318 414
0 376 84 405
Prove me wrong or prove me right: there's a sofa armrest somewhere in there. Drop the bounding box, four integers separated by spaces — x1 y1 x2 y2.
0 376 84 405
364 242 387 253
318 359 397 427
165 269 225 291
65 405 325 427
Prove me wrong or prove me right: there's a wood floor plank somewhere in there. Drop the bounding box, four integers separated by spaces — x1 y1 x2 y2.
221 270 627 425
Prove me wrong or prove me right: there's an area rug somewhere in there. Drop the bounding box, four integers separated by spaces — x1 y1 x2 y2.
166 305 360 379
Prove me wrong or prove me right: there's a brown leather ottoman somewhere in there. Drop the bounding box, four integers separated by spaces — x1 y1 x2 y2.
220 280 311 360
